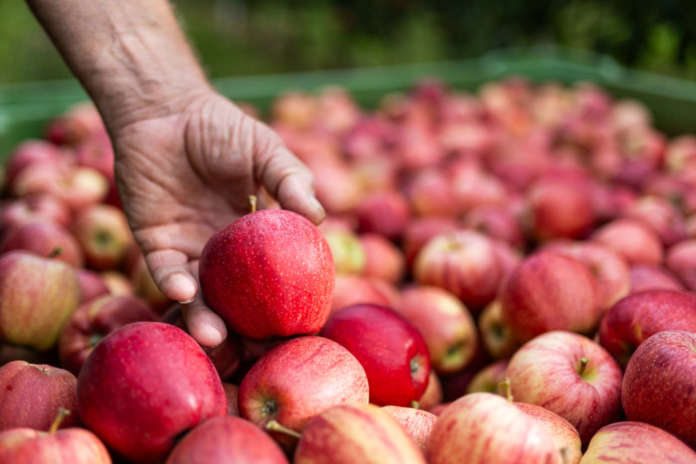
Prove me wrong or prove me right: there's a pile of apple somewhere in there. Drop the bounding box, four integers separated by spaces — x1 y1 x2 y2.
1 78 696 464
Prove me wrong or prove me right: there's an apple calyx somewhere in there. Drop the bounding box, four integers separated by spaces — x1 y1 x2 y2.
577 357 589 377
266 419 301 440
49 407 71 434
260 398 278 418
88 333 104 348
49 247 63 258
411 400 420 409
249 195 258 213
498 379 514 402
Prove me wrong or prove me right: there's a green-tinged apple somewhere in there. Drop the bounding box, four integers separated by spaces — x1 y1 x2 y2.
599 290 696 367
100 271 134 296
0 361 77 431
238 336 368 444
295 403 426 464
466 360 508 395
360 233 405 283
501 252 601 342
58 295 156 374
0 409 111 463
166 416 288 464
507 331 622 444
0 251 80 350
382 406 436 454
622 330 696 448
200 209 334 339
72 205 133 270
77 322 227 462
479 300 521 358
396 286 477 373
321 304 430 406
580 421 696 464
322 227 366 274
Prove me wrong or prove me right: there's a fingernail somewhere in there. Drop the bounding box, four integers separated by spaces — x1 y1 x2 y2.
167 273 197 303
310 197 326 223
197 324 225 347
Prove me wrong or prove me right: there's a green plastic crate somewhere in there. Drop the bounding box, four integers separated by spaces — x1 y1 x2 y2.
2 46 696 157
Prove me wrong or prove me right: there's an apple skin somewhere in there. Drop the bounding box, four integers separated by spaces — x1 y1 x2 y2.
166 416 288 464
592 219 663 266
356 191 410 240
622 330 696 448
515 403 582 464
625 195 687 247
666 239 696 291
222 383 239 416
77 269 110 303
200 210 334 339
239 336 369 438
479 300 521 358
580 421 696 464
5 140 62 187
419 370 443 410
322 227 366 274
501 252 601 342
321 304 431 406
599 290 696 367
72 205 133 270
360 233 405 284
58 295 156 374
403 217 459 268
0 426 111 464
381 406 436 454
428 393 563 464
294 403 426 464
527 177 595 241
507 331 623 444
77 321 227 462
466 360 509 395
1 221 83 268
629 265 684 293
414 230 503 312
0 251 80 350
100 271 134 296
465 205 525 248
396 286 478 373
0 194 71 231
0 361 77 431
331 275 400 312
406 169 458 217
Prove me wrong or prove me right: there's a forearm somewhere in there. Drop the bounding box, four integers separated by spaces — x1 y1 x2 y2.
27 0 211 130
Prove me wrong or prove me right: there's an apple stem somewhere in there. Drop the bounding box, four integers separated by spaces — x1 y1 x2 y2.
249 195 258 213
498 379 513 402
266 420 301 440
49 408 71 434
578 357 589 376
411 401 420 409
49 247 63 258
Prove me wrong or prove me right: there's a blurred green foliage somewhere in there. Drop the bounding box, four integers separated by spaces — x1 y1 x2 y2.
2 0 696 83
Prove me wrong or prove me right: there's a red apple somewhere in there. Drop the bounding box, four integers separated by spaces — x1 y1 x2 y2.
629 265 684 293
599 290 696 367
406 169 458 217
625 195 687 246
15 164 109 211
464 205 525 248
622 330 696 448
75 130 114 181
414 230 503 311
0 411 110 464
0 251 80 350
394 123 445 171
5 140 62 187
592 219 663 266
479 300 521 358
0 361 77 431
321 304 430 406
449 161 508 211
526 177 595 240
403 217 459 268
666 239 696 291
514 402 582 464
331 275 400 312
58 295 156 374
239 336 369 441
222 383 239 416
166 416 288 464
101 271 134 296
295 403 426 464
381 406 436 454
45 102 104 146
77 322 227 462
311 160 364 215
427 393 563 464
501 252 601 342
581 421 696 463
419 370 443 410
0 194 71 231
466 360 509 395
76 270 109 303
507 331 622 444
356 191 410 240
1 221 83 267
360 233 405 283
396 286 477 373
72 205 133 270
322 227 365 274
200 210 334 339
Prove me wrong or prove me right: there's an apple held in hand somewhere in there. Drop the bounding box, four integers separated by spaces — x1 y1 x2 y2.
501 252 601 342
58 295 156 374
166 416 288 464
0 361 77 431
0 409 111 464
321 304 431 406
622 330 696 448
295 403 426 464
77 322 227 462
580 421 696 464
200 209 334 339
507 331 622 444
381 406 436 454
0 251 80 350
599 290 696 367
239 336 368 441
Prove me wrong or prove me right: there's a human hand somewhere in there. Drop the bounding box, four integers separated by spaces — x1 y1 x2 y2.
112 90 325 347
